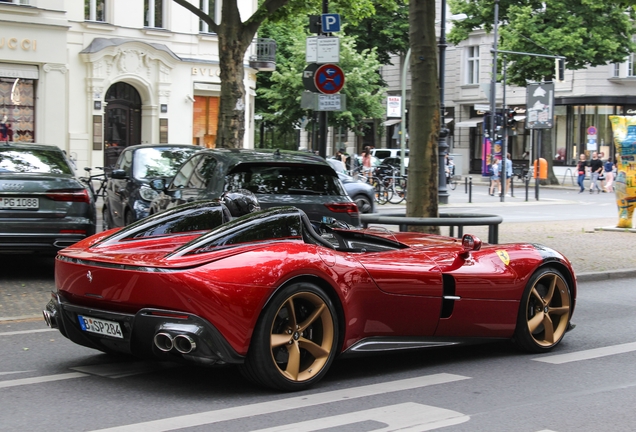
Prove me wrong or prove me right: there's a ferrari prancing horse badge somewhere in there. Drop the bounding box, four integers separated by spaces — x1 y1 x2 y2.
496 250 510 265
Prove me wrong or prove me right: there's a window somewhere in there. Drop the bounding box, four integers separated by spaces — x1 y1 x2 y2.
85 0 106 22
0 78 35 142
613 63 620 78
199 0 215 33
629 36 636 77
144 0 164 29
466 46 480 84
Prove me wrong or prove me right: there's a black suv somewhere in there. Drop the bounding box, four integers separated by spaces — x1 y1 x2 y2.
148 148 360 226
102 144 200 229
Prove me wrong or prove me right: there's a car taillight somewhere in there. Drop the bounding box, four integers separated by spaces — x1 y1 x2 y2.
45 189 91 203
325 202 359 214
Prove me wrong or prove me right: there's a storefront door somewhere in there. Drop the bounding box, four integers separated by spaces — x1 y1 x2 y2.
104 82 141 168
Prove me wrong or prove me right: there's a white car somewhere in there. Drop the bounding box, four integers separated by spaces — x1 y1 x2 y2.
371 148 409 161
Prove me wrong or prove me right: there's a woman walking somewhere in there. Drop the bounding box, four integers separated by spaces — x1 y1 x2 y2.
604 157 615 192
489 158 501 196
576 153 587 193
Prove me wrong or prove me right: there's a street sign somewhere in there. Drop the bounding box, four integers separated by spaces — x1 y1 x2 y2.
321 13 341 33
302 64 319 92
306 37 340 64
526 82 554 129
314 63 345 95
305 37 317 63
300 92 346 111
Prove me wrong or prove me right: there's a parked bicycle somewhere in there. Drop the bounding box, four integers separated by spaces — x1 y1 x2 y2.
371 164 407 205
79 167 108 202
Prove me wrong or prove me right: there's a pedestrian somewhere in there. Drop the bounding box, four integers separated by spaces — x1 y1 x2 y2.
335 147 347 165
489 158 501 196
504 153 513 196
576 153 587 193
361 147 372 181
589 151 603 193
604 157 615 192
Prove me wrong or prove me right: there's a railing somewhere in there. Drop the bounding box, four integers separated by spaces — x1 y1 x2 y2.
249 38 277 71
360 211 503 244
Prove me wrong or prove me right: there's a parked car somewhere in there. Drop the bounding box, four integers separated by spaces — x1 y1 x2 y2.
326 159 375 213
371 148 409 161
102 143 200 230
148 148 360 225
45 202 577 391
0 142 96 253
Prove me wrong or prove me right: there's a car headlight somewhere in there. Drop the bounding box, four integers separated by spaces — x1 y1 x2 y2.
139 185 159 202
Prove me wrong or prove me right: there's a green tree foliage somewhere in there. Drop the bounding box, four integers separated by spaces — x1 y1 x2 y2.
256 17 385 144
447 0 635 86
345 0 410 65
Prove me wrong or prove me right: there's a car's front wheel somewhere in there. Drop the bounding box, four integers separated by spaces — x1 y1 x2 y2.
240 282 339 391
513 267 572 353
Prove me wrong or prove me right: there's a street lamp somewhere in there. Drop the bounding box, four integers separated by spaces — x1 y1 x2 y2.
438 3 467 204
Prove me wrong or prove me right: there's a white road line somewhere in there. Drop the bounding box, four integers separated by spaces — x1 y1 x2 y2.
249 402 469 432
71 362 177 379
0 372 87 389
0 329 56 337
0 370 36 376
534 342 636 364
90 373 471 432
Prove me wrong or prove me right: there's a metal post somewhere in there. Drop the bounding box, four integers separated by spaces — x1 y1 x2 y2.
400 49 412 177
489 0 500 164
318 0 329 158
437 0 450 204
535 130 541 200
500 55 507 201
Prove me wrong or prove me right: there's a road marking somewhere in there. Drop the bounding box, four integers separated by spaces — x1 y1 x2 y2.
534 342 636 364
89 373 470 432
249 402 469 431
0 372 87 389
0 329 56 337
71 362 177 379
0 370 36 376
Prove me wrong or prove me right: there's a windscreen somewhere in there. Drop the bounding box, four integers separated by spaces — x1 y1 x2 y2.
0 147 73 174
132 147 198 180
225 164 345 196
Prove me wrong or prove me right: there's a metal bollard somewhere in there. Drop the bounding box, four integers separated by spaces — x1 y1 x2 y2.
525 176 529 202
468 177 472 203
464 177 468 194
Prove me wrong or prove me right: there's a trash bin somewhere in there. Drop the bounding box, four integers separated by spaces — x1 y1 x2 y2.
533 158 548 179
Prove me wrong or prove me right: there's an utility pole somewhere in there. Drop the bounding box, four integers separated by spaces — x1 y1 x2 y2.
490 0 500 199
318 0 329 158
437 0 449 204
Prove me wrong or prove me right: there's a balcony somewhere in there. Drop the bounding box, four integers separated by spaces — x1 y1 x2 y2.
249 38 277 72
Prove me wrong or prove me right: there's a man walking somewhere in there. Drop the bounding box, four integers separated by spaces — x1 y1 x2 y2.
589 151 603 194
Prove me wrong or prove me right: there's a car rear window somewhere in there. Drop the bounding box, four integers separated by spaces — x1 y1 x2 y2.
0 147 73 175
132 147 198 180
225 163 345 196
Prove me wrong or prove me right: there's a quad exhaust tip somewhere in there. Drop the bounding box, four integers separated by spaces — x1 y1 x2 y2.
42 310 57 329
153 332 196 354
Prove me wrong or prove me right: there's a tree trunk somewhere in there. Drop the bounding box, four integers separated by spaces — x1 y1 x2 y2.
406 0 439 231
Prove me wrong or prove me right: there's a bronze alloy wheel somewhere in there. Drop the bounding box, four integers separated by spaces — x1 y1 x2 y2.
269 291 335 382
514 268 572 353
241 282 339 391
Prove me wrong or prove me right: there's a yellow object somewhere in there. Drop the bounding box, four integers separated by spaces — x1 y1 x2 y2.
608 116 636 228
496 250 510 266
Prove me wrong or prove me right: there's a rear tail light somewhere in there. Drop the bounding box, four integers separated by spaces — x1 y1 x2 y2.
324 202 359 214
45 189 91 203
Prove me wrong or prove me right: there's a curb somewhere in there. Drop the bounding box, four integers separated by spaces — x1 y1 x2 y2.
576 268 636 282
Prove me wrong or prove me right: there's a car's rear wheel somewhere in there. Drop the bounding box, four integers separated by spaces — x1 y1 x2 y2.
240 282 338 391
352 194 372 214
513 267 572 353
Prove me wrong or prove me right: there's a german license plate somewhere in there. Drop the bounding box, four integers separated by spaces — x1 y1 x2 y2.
0 197 39 209
78 315 123 339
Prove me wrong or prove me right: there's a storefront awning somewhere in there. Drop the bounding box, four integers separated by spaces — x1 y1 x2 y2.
383 119 401 126
454 117 483 128
0 63 39 79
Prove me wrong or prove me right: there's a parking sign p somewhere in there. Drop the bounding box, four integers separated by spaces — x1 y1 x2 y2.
321 13 340 33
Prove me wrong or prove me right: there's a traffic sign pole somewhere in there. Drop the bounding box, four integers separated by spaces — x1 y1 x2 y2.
318 0 329 159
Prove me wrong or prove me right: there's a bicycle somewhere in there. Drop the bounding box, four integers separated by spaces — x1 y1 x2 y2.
79 167 108 202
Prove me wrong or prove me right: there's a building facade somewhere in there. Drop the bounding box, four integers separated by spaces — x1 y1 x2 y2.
0 0 263 171
381 1 636 177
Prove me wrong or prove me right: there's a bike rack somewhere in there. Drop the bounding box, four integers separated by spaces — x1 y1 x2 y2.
561 168 576 186
360 211 503 244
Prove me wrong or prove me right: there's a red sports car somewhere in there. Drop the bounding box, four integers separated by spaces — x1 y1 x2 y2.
44 201 576 391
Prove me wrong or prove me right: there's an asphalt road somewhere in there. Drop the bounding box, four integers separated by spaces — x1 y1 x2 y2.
2 277 636 431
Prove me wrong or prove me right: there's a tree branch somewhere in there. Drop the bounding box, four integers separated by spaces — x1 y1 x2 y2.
172 0 219 34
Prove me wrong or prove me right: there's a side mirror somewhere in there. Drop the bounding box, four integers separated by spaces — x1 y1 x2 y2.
459 234 482 259
149 178 166 191
110 169 127 180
